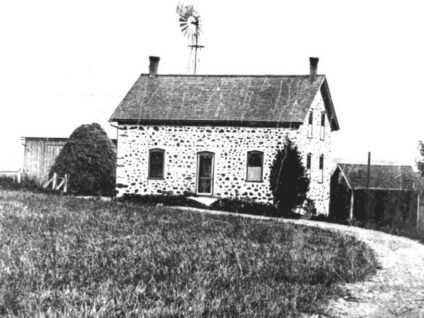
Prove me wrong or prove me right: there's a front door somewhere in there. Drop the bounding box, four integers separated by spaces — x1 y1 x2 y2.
197 152 214 195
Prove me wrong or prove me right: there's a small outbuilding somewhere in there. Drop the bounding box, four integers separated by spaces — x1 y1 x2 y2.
22 137 69 183
22 137 117 183
330 163 423 229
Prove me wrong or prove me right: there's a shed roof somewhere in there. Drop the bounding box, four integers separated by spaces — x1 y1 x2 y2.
110 74 339 130
22 136 117 146
337 163 418 191
22 137 69 142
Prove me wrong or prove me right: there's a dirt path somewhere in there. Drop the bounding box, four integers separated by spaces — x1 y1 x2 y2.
177 208 424 317
292 219 424 318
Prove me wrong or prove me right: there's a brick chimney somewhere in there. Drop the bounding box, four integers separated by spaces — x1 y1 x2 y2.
149 56 160 77
309 57 319 83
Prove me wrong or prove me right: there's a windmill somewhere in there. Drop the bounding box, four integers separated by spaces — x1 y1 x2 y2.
177 4 204 74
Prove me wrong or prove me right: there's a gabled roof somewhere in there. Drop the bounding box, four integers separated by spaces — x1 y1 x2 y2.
110 74 339 130
337 163 418 191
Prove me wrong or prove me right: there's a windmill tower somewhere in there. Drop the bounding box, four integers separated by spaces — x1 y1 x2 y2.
177 4 204 74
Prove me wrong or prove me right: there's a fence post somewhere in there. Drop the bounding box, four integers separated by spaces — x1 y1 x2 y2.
16 172 21 184
52 173 57 190
349 190 355 220
63 174 68 193
418 193 421 231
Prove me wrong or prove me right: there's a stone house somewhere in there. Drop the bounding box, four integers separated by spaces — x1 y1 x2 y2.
110 56 340 214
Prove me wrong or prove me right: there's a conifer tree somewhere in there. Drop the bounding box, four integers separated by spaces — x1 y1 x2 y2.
270 138 310 216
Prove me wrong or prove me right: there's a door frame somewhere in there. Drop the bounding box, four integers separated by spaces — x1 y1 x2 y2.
196 151 215 196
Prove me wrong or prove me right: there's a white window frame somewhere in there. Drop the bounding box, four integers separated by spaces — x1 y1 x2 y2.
319 155 324 183
246 151 264 182
148 148 165 179
306 153 312 171
320 111 326 140
307 111 313 139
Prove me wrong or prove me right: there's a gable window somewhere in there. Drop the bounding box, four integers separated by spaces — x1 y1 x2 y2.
306 153 312 170
320 111 326 140
148 149 165 179
246 151 263 182
307 111 313 138
319 155 324 183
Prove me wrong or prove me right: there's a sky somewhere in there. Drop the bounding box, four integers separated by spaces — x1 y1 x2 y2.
1 0 424 170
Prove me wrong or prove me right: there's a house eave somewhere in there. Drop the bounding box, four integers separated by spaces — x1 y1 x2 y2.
320 78 340 131
110 119 303 128
352 187 417 192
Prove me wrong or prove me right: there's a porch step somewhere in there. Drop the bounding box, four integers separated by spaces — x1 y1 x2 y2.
187 196 219 207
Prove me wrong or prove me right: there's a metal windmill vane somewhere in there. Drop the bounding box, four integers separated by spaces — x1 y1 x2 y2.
177 4 204 74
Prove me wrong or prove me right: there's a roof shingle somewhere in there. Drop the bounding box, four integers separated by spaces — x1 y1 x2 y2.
338 163 418 191
110 74 339 129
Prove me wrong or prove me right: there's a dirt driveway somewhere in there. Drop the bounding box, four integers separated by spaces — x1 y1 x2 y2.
178 208 424 318
292 219 424 318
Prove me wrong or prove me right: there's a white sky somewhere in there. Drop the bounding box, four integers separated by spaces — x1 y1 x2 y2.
1 0 424 170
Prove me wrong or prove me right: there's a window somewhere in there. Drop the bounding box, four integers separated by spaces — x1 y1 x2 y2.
319 155 324 183
246 151 263 182
148 149 165 179
320 111 326 140
306 153 312 170
307 111 313 138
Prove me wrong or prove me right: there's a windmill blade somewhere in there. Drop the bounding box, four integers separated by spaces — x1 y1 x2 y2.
177 4 202 39
176 1 184 14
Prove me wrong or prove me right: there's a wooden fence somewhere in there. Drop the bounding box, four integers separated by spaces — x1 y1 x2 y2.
43 173 68 193
0 170 22 183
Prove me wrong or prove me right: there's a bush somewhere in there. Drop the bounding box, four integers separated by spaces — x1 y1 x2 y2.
210 198 288 218
0 176 53 194
302 198 317 216
119 194 208 209
270 138 310 217
50 123 116 196
120 195 304 219
310 214 352 225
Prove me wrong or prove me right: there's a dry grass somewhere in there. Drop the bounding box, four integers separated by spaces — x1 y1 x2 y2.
0 190 378 317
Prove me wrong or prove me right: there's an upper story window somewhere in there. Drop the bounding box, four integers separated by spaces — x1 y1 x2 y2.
320 111 326 140
246 151 263 182
306 153 312 170
319 154 324 183
149 149 165 179
307 111 313 138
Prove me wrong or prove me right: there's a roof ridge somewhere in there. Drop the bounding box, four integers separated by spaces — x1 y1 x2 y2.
139 74 327 78
339 163 413 168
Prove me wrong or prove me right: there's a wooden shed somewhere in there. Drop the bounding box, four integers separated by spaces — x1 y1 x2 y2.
330 163 423 230
22 137 68 183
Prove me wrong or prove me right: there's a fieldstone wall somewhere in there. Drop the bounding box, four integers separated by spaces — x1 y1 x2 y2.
115 90 333 215
299 91 333 214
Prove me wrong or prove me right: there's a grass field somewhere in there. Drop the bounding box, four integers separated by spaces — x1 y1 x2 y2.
0 190 378 317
